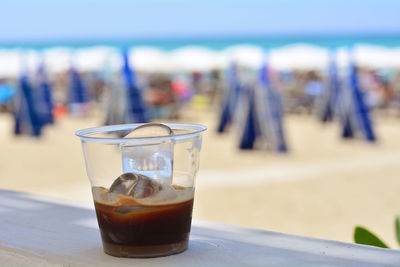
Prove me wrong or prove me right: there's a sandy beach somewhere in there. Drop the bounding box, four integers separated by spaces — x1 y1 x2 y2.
1 107 400 246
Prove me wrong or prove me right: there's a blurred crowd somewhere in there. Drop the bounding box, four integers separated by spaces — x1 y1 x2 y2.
1 64 400 119
278 68 400 114
1 47 400 140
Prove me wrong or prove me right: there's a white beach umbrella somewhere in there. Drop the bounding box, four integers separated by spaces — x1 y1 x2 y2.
353 45 400 69
129 47 169 73
169 46 227 72
269 44 329 71
353 45 391 69
43 47 72 74
24 50 41 73
0 49 22 78
106 50 123 72
334 45 400 70
223 45 264 69
334 47 350 73
388 48 400 69
74 46 119 72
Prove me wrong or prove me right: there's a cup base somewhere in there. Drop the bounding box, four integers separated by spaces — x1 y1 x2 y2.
102 239 189 258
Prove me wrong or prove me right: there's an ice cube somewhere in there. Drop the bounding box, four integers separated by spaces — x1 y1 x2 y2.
108 173 193 206
121 123 174 184
109 173 162 199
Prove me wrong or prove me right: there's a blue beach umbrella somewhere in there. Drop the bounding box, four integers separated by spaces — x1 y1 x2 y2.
103 52 126 126
254 63 288 152
319 53 340 123
217 95 232 133
68 67 89 106
217 63 240 133
36 63 54 125
337 51 376 142
335 55 355 139
14 73 42 137
341 115 354 138
122 50 147 123
337 66 356 139
348 62 376 142
239 85 258 149
337 79 355 139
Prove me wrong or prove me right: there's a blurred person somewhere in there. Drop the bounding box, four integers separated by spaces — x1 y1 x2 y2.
208 69 223 106
378 76 394 108
390 71 400 114
143 74 178 119
360 69 382 109
85 72 106 102
0 79 15 113
191 72 202 94
303 71 324 113
144 75 175 107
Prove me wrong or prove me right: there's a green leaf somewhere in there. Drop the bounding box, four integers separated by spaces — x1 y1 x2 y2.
395 215 400 246
353 226 389 248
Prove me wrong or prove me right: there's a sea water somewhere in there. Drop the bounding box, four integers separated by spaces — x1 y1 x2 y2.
1 35 400 51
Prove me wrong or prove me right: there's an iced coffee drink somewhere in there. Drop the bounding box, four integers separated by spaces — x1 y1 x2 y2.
92 173 194 257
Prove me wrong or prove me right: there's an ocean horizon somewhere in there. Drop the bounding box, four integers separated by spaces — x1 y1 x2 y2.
1 34 400 51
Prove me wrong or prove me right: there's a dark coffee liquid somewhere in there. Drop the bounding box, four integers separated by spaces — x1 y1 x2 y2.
93 189 194 257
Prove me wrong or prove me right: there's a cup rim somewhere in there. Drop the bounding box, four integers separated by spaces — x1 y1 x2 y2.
75 123 207 143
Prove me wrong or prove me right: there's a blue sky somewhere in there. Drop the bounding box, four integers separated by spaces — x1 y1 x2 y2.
0 0 399 41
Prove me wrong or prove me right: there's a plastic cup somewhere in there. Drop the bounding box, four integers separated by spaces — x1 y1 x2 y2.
76 123 206 258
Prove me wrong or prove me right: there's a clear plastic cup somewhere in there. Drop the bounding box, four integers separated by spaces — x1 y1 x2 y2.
76 123 207 258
